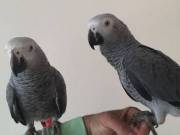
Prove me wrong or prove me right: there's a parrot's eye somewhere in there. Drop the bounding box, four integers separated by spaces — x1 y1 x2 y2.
29 45 33 52
104 20 110 27
16 51 20 55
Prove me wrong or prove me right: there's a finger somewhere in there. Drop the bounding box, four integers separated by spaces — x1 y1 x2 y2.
123 107 140 122
102 107 140 122
103 114 136 135
136 122 150 135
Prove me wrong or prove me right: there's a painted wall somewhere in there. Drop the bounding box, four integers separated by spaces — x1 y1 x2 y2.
0 0 180 134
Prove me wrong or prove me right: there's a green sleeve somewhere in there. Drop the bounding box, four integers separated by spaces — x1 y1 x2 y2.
44 117 87 135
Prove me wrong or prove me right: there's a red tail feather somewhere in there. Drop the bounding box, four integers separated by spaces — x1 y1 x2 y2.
41 118 53 128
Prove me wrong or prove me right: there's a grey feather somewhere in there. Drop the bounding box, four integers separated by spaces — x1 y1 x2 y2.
6 37 67 133
9 66 66 123
124 45 180 103
51 66 67 117
88 13 180 124
6 82 26 125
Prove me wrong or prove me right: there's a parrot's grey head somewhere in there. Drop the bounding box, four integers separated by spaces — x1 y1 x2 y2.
88 13 132 49
5 37 49 76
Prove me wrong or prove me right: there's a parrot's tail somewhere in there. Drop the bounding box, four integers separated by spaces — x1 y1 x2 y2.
41 118 53 128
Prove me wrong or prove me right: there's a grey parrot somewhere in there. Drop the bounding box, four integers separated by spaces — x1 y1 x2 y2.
5 37 67 135
87 13 180 135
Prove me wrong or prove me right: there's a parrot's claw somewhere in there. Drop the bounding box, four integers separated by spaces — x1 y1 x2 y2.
24 127 37 135
52 121 61 135
131 111 158 135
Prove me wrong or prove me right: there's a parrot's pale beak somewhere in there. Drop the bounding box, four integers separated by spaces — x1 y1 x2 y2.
88 29 104 50
10 51 27 76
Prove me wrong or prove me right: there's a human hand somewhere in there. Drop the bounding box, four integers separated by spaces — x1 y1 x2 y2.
83 107 150 135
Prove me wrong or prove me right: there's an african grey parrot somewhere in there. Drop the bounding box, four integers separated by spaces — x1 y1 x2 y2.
87 13 180 135
5 37 67 135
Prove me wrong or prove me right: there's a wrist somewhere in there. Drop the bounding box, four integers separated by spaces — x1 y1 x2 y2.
83 115 92 135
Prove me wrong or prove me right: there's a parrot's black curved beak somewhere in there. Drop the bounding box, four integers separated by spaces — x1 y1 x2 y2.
10 52 27 76
88 29 104 50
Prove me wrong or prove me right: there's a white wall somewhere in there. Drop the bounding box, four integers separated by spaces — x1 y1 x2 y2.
0 0 180 134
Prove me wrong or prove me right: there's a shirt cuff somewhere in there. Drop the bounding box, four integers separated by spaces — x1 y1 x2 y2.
45 117 87 135
61 117 87 135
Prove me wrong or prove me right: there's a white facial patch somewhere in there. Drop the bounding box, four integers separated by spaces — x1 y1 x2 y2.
4 44 13 58
88 19 99 30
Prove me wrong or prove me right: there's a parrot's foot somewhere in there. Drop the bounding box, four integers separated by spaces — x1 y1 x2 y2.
24 127 37 135
52 121 61 135
131 111 158 135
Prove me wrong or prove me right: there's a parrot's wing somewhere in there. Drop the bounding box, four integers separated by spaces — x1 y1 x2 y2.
124 45 180 106
52 67 67 118
6 83 26 125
